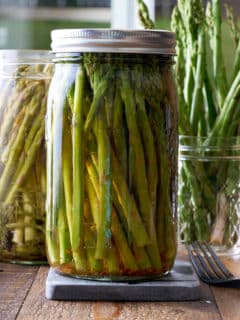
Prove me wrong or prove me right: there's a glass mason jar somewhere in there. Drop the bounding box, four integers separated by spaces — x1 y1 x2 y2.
46 29 178 280
0 50 53 264
179 136 240 256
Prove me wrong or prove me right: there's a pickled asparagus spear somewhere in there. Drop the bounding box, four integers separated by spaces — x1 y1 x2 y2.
86 159 138 272
71 67 87 271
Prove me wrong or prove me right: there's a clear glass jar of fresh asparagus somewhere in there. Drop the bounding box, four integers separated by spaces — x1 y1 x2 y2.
46 29 178 280
0 50 53 264
172 0 240 256
179 136 240 255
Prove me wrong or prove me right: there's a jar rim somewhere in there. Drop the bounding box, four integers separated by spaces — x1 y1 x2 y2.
50 28 176 55
0 50 52 64
179 135 240 160
179 135 240 147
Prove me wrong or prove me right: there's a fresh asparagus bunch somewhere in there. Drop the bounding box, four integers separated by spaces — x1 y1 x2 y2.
46 53 177 277
0 63 52 262
172 0 240 247
136 0 155 29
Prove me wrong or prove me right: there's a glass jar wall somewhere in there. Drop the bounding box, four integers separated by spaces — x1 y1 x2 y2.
46 29 178 280
0 50 53 264
179 136 240 256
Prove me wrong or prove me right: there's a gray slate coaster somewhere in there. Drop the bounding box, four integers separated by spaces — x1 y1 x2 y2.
45 260 201 301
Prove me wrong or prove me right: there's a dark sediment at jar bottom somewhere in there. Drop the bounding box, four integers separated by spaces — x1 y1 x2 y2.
52 249 177 280
54 262 175 281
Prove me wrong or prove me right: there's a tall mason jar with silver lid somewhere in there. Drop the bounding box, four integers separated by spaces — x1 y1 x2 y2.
0 50 53 264
46 29 178 280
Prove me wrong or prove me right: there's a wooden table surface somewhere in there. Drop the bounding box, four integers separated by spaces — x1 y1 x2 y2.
1 245 240 320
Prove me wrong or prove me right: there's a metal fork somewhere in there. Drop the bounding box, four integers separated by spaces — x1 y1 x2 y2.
188 241 240 287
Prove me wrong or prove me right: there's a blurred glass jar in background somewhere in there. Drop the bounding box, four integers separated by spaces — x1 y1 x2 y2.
178 135 240 256
0 50 53 264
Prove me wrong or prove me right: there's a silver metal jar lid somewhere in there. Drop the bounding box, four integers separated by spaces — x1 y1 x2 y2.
51 29 176 55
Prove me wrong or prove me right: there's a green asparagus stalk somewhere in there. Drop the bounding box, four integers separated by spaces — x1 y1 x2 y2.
120 70 158 240
85 165 120 274
202 72 218 132
225 4 240 48
57 188 72 264
4 97 47 205
104 245 120 274
0 82 39 148
95 113 112 260
112 85 128 179
0 79 15 126
171 7 188 130
86 139 151 269
0 88 44 202
209 70 240 137
87 151 147 250
84 69 114 132
190 26 205 135
35 144 46 215
211 0 228 107
86 171 138 272
111 188 152 270
178 166 196 242
4 125 44 206
136 0 154 29
179 0 204 110
71 67 87 271
131 66 162 269
231 40 240 85
84 61 114 261
148 99 176 260
110 149 150 248
83 201 103 273
133 65 158 223
62 108 73 242
23 173 38 244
